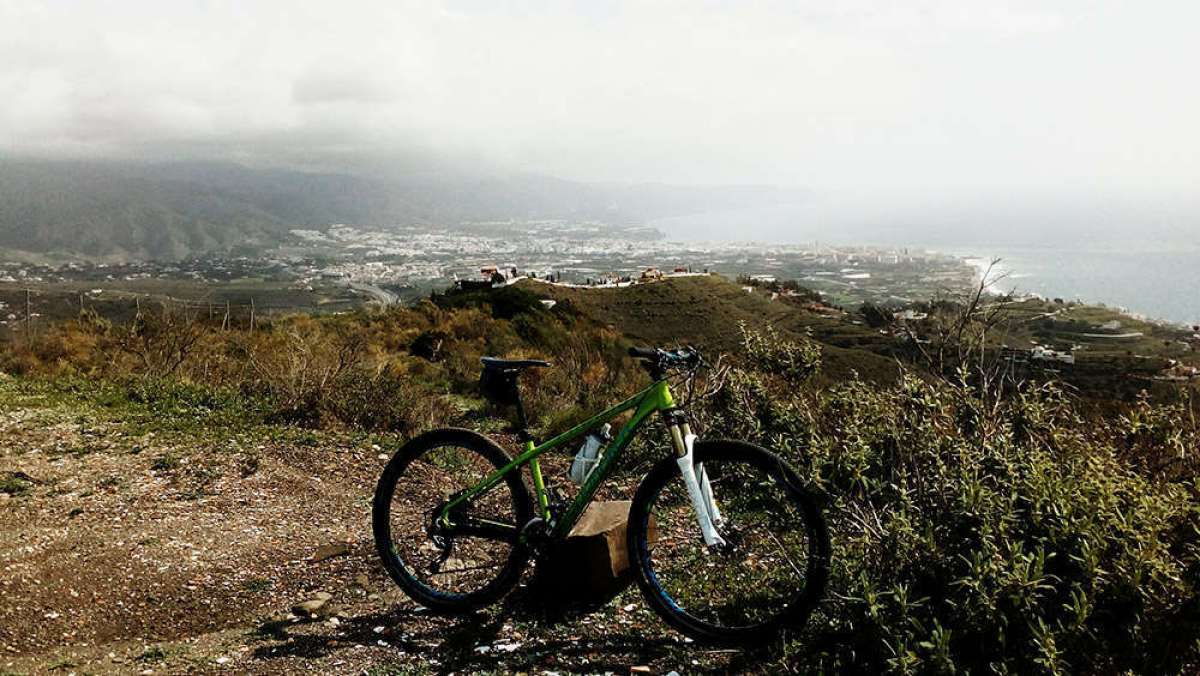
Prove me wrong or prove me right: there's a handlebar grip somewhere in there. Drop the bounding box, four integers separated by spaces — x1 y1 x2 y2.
628 346 659 359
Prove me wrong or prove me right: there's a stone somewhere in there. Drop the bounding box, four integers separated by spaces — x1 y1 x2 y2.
532 500 655 610
348 573 371 593
312 543 351 562
291 591 333 617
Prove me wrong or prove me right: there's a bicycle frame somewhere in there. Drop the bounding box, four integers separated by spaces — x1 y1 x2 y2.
439 379 677 540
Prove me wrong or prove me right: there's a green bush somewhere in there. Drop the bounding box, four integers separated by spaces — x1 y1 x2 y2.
325 366 446 434
701 329 1200 673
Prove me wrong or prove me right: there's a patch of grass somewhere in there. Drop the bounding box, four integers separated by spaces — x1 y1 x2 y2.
238 452 260 477
117 379 267 438
46 658 77 672
265 426 334 447
0 471 34 496
176 464 222 500
241 577 273 593
135 643 186 664
290 429 320 447
151 451 181 472
364 665 428 676
96 474 122 489
135 645 167 663
56 442 104 459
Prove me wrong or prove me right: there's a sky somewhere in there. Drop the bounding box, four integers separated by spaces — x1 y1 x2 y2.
2 0 1199 203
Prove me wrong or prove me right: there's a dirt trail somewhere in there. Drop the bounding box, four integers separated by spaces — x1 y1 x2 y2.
0 384 751 674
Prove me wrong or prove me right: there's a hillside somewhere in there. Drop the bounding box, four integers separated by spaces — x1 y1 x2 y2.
0 160 807 261
1 271 1197 674
515 275 903 384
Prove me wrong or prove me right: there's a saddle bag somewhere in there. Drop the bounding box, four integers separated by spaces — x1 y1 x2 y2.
479 367 520 406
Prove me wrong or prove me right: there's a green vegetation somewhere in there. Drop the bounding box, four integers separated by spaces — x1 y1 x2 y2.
0 283 644 438
150 451 182 472
1 471 34 496
704 331 1199 672
524 275 902 385
134 643 188 664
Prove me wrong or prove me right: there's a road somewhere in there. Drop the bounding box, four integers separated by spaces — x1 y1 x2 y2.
346 281 398 306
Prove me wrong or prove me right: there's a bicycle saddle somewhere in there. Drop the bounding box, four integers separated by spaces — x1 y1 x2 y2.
480 357 552 370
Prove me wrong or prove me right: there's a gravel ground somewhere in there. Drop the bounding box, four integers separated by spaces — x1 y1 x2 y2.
0 380 773 674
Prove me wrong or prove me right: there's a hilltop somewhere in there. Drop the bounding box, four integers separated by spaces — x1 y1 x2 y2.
492 274 1200 398
510 274 903 384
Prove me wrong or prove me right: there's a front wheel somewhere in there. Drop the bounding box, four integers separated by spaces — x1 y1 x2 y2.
627 440 830 646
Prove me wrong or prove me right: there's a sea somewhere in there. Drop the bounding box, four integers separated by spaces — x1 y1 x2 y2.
650 203 1200 327
959 248 1200 327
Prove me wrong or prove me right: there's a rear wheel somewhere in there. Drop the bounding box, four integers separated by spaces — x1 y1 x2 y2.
628 440 830 646
372 428 532 613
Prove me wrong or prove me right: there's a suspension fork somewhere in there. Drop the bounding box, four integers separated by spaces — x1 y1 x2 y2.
665 409 726 548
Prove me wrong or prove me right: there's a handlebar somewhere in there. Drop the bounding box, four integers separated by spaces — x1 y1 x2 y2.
628 346 659 360
628 345 703 374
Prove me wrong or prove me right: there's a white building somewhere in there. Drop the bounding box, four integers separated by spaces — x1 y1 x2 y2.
1031 345 1076 365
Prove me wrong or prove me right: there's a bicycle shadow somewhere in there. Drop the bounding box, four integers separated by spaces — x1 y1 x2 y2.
249 585 695 673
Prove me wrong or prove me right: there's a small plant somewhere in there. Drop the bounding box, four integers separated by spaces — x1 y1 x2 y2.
135 644 179 663
241 577 273 593
0 471 34 496
737 321 821 384
46 658 77 672
238 452 260 477
96 475 122 490
151 452 181 472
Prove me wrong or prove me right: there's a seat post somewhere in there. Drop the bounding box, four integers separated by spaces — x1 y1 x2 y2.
511 380 532 442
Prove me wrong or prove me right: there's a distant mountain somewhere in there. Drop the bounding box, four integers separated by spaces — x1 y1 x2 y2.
0 159 807 261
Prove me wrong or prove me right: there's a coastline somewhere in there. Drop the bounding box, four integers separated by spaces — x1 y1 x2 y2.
957 250 1198 330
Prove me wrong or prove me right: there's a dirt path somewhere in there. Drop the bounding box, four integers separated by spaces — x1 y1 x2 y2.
0 379 762 674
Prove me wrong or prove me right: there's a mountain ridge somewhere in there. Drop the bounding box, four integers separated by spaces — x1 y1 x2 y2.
0 159 807 261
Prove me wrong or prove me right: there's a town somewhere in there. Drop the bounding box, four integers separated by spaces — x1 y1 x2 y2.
0 220 979 312
4 221 1198 386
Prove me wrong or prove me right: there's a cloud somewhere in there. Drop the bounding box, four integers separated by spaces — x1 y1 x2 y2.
292 71 399 105
0 0 1196 197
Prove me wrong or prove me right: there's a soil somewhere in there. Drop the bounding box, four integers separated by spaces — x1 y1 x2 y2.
0 382 772 674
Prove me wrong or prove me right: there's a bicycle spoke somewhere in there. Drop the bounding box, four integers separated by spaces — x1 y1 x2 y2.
386 442 523 598
644 457 813 630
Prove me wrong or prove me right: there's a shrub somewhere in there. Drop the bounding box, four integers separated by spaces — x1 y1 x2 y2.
242 321 366 425
325 366 446 434
1119 391 1199 483
738 321 822 385
860 302 894 329
701 328 1200 673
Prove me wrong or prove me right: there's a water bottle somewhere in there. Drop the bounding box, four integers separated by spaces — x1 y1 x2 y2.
568 423 612 485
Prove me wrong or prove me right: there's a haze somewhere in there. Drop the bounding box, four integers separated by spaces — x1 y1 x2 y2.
3 1 1198 232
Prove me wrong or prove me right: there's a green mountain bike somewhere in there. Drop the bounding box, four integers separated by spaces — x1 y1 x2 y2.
372 346 830 646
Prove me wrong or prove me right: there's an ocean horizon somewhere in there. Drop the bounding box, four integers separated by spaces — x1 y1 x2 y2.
956 247 1200 327
651 205 1200 327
